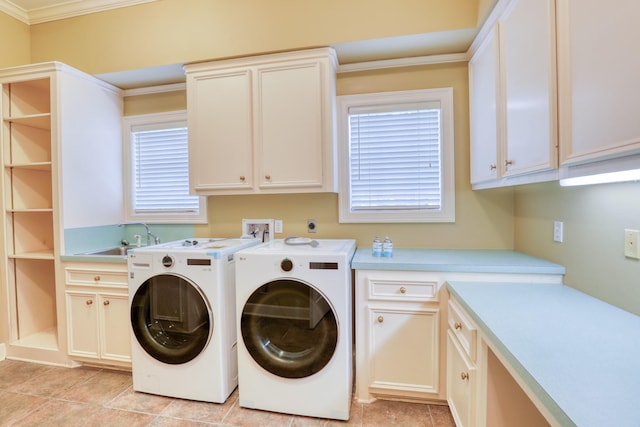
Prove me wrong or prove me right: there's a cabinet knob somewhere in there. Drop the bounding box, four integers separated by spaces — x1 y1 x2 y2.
103 300 110 306
454 322 463 330
490 164 497 171
265 174 271 180
460 372 469 381
86 299 93 305
240 176 246 181
94 276 100 281
505 160 513 169
377 316 384 323
399 287 406 294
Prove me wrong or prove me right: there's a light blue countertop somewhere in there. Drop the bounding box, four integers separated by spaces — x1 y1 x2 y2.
60 254 127 264
447 281 640 427
352 248 566 275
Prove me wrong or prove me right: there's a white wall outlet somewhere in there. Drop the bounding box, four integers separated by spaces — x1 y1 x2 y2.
553 221 563 243
275 220 283 234
307 219 317 233
624 229 640 259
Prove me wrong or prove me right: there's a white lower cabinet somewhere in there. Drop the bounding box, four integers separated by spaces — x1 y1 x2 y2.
447 332 476 427
368 306 439 397
447 297 481 427
64 263 130 367
356 270 443 402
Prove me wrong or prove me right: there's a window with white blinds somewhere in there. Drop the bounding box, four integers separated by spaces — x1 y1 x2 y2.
123 111 206 223
338 89 455 223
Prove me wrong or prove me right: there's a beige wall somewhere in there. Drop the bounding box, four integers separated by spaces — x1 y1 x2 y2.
29 0 479 75
0 12 30 68
122 63 515 250
514 181 640 316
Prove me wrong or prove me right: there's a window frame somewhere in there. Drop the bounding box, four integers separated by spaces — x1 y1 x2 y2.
123 111 207 224
337 88 455 223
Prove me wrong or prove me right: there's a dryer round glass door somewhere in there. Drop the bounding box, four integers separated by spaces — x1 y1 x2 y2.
131 274 212 364
240 279 338 378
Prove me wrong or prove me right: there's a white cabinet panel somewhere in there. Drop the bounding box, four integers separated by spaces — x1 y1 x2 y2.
469 26 500 184
500 0 557 177
558 0 640 166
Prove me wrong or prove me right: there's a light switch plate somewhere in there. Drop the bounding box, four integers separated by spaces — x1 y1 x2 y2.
553 221 563 243
624 229 640 259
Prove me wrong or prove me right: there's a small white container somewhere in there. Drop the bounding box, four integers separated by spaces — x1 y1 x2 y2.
382 237 393 257
372 237 383 256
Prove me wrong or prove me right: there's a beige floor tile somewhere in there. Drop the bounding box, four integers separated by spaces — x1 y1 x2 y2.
160 391 236 423
11 399 91 427
106 386 174 414
82 406 156 427
56 369 132 405
429 404 456 427
224 401 295 427
11 365 100 398
150 416 217 426
362 399 432 427
0 391 48 426
0 360 52 390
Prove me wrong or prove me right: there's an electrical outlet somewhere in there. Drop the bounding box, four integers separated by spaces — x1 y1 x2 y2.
307 219 317 233
624 229 640 259
553 221 563 243
275 220 283 234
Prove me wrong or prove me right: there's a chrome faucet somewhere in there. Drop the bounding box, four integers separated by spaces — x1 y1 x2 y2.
119 222 160 246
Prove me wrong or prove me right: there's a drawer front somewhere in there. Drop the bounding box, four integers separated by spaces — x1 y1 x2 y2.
448 299 477 361
66 268 128 288
369 279 438 302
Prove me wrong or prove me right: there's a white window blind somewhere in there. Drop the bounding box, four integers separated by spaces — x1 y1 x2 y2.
338 88 455 223
131 124 200 213
348 102 442 211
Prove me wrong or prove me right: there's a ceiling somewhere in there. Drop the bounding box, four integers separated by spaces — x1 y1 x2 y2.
0 0 154 24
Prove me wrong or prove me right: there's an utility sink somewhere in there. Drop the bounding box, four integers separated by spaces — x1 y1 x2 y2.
79 245 142 257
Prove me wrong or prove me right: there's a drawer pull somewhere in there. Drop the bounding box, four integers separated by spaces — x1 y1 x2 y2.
103 300 110 306
461 372 469 381
265 174 271 180
399 287 406 294
240 175 246 181
94 276 101 281
454 322 463 330
377 316 384 323
86 299 93 305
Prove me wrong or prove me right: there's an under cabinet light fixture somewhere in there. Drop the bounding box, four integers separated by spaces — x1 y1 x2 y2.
559 168 640 187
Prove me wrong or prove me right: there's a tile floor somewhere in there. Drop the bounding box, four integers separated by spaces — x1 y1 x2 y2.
0 359 456 426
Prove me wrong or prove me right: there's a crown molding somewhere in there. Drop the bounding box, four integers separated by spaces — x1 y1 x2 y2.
337 53 469 74
0 0 156 24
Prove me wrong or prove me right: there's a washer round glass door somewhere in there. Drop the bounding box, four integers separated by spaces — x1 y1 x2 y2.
240 279 338 378
131 274 212 364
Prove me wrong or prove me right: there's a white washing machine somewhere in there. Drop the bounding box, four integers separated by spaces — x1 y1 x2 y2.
127 237 260 403
235 238 356 420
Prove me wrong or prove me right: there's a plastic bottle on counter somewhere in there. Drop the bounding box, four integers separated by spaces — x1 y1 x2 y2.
372 237 383 256
382 237 393 257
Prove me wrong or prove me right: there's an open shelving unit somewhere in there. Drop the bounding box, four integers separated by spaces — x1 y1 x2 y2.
1 76 58 354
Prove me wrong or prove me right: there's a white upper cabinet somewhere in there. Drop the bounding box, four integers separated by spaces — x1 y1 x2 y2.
499 0 558 177
469 0 558 189
185 48 338 195
557 0 640 177
469 26 500 185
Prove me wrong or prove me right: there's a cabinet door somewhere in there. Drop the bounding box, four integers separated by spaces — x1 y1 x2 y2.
98 293 131 362
558 0 640 165
447 331 477 427
255 61 325 189
499 0 557 176
469 26 500 184
368 307 439 396
187 69 254 192
66 291 99 359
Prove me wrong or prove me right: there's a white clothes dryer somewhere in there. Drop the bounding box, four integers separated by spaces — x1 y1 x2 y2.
127 238 260 403
235 238 356 420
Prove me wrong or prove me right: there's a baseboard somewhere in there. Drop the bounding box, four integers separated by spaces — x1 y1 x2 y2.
0 343 6 361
